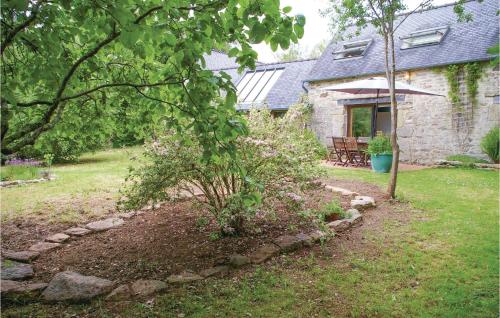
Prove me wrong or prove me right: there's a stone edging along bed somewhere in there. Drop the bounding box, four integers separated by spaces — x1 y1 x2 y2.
0 176 56 188
0 183 376 303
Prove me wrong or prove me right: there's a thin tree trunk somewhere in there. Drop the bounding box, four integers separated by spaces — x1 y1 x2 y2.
386 30 400 198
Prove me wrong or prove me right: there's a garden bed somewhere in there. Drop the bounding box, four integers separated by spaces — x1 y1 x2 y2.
2 186 346 284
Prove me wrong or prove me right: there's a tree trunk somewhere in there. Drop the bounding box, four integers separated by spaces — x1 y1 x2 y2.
386 31 400 199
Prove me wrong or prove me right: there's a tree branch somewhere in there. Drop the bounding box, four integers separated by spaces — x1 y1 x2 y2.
1 1 43 56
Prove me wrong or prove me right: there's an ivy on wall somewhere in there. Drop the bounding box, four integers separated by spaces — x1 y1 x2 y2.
464 62 482 107
443 62 484 109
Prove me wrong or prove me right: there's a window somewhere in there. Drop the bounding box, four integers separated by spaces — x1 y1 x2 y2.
333 39 372 60
236 68 284 105
400 26 449 49
347 105 391 138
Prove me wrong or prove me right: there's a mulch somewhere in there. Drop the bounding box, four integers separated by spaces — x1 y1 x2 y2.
2 186 340 284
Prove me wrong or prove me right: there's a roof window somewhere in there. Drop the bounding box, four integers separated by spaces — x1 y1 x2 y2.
400 26 449 49
333 39 372 60
236 68 284 105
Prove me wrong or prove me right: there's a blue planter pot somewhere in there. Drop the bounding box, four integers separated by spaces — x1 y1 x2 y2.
371 154 393 173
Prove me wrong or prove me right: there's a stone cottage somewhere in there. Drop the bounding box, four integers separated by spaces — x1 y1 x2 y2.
206 0 499 163
305 0 499 163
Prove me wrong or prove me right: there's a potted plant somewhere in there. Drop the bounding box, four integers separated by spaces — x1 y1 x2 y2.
367 134 393 173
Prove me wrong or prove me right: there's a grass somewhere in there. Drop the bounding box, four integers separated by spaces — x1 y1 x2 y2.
445 154 489 164
3 164 498 317
0 165 41 181
0 147 142 223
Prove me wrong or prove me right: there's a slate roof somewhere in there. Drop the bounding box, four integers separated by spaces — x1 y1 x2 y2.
204 50 239 70
307 0 499 82
230 59 318 111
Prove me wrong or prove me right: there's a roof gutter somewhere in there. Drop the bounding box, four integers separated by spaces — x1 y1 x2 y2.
301 80 309 93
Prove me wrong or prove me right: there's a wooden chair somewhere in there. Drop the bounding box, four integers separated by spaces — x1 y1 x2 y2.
330 137 349 166
344 137 369 166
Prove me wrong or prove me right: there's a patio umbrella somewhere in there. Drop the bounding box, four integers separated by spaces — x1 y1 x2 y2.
321 77 443 96
322 77 443 137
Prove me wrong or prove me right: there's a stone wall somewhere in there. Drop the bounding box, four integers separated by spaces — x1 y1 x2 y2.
308 65 499 164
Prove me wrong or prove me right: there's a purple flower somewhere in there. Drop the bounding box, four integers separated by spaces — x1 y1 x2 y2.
5 158 41 167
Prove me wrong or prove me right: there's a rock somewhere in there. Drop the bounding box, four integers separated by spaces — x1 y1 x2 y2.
106 284 132 301
324 185 359 197
120 211 136 219
28 242 61 253
199 266 229 278
131 279 167 297
249 244 280 264
1 279 21 293
64 227 91 236
166 271 204 284
86 217 124 232
328 220 350 232
2 250 40 262
350 196 376 210
46 233 70 243
295 233 313 247
42 271 114 302
107 280 168 300
273 235 303 252
1 260 34 280
228 254 251 268
1 280 47 296
309 230 326 242
346 209 363 225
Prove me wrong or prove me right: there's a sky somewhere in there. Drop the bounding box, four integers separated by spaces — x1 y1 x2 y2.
252 0 455 63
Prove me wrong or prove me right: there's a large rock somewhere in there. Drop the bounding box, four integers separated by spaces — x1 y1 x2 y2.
346 209 363 225
64 227 91 236
350 196 376 210
199 266 229 278
42 271 114 302
308 230 327 243
86 218 124 232
328 220 350 232
120 211 137 219
1 279 47 297
28 242 61 253
166 271 204 284
295 233 313 247
107 279 167 301
228 254 251 268
2 250 40 262
46 233 70 243
273 235 303 253
324 185 359 197
1 260 34 280
249 244 280 264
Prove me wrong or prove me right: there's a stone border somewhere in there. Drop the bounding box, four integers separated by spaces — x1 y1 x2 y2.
434 159 499 170
1 184 376 302
0 176 56 188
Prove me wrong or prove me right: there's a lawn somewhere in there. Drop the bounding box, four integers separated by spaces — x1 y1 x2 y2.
3 157 498 317
0 147 142 224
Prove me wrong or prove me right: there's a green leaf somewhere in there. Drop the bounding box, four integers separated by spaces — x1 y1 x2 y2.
283 6 292 14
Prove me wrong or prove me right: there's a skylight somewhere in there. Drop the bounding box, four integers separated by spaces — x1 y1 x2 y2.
236 68 284 105
333 39 372 60
400 26 449 49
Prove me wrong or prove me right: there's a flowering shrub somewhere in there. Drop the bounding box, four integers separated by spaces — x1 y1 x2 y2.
120 103 324 235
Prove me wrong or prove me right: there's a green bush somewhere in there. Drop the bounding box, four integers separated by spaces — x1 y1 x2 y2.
318 199 346 221
480 127 499 163
120 103 323 235
367 134 392 155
